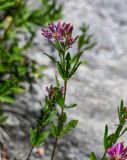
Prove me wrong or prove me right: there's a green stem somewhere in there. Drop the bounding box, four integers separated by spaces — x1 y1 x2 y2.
26 146 34 160
51 137 58 160
51 81 67 160
101 151 106 160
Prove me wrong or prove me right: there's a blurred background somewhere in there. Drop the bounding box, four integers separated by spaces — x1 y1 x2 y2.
0 0 127 159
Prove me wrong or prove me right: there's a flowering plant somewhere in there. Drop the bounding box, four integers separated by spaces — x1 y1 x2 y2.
27 21 127 160
26 21 95 160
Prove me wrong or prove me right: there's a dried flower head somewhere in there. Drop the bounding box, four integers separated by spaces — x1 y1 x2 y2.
107 142 127 160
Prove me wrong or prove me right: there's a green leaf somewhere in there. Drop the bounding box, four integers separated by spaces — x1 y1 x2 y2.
0 64 8 72
30 128 49 147
118 106 120 122
0 2 15 10
65 52 72 78
56 62 65 79
35 131 49 146
60 120 78 137
82 42 97 51
119 127 127 137
118 100 124 122
55 75 60 88
0 96 15 103
81 60 88 65
61 112 67 123
71 51 83 64
104 124 108 150
42 53 57 63
120 100 124 111
17 66 27 75
90 152 96 160
69 62 82 77
44 110 57 125
54 42 64 54
57 96 64 108
106 133 115 149
50 122 58 137
11 87 26 93
78 23 96 52
30 128 37 146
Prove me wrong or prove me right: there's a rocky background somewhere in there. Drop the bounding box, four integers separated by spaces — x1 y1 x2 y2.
2 0 127 159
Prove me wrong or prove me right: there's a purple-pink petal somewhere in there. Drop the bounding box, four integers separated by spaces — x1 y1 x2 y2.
107 142 127 160
48 23 56 33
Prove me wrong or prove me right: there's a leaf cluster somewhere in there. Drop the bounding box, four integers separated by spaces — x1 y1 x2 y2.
30 80 78 147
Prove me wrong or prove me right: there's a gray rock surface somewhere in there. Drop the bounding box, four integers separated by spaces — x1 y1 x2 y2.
3 0 127 159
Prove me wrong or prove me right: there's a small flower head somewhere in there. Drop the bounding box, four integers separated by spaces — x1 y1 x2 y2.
46 85 64 99
41 21 77 48
107 142 127 160
46 85 54 99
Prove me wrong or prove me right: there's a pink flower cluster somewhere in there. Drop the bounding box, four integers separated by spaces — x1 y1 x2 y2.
107 142 127 160
41 22 77 48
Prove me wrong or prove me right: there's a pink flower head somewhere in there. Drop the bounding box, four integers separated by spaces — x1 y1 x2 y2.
107 142 127 160
41 21 77 48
